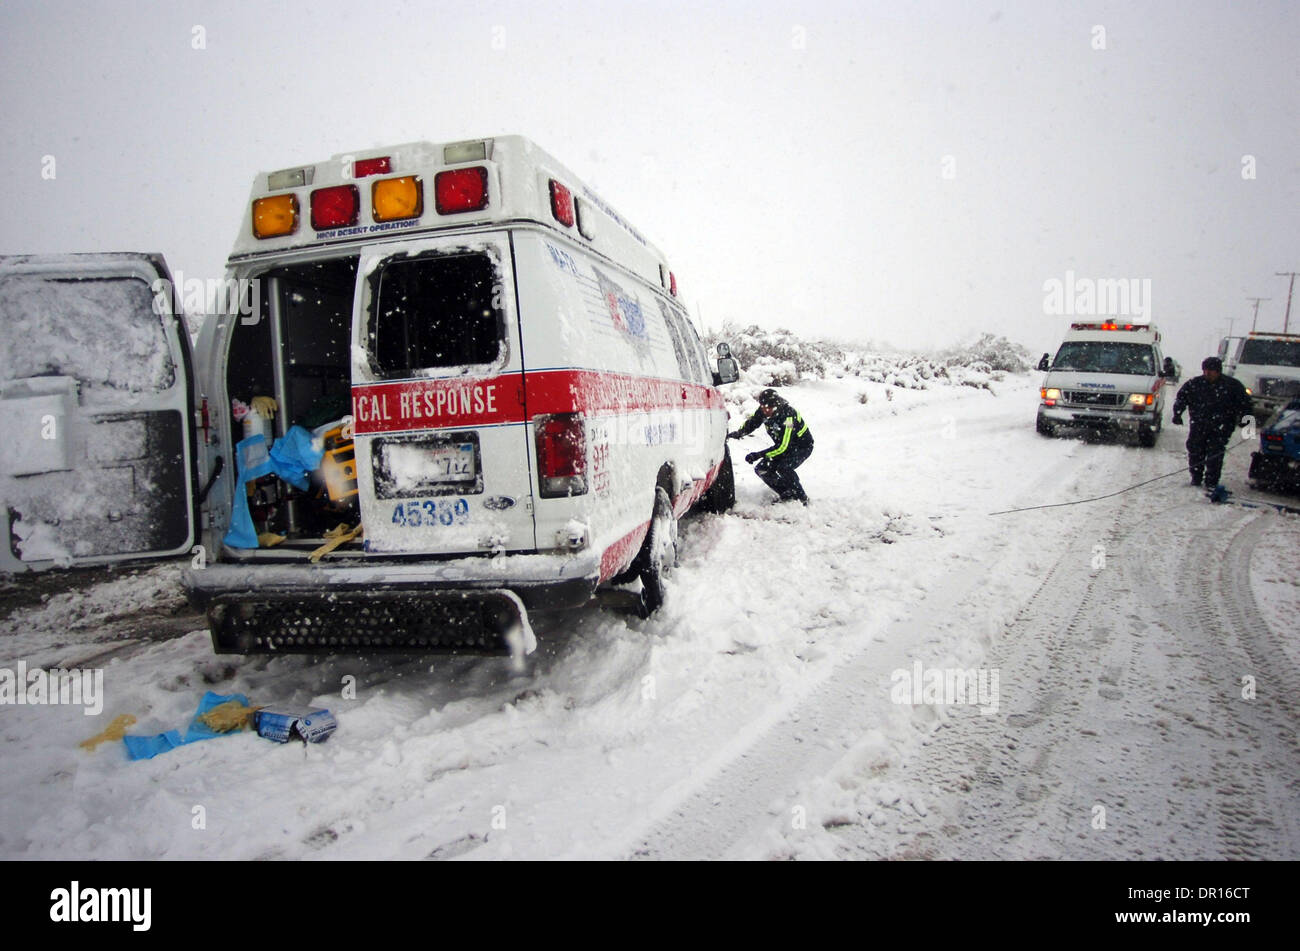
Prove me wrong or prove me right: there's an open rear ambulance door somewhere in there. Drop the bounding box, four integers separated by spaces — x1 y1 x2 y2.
0 253 198 572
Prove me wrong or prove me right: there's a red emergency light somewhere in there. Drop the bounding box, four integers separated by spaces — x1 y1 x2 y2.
353 157 392 178
1070 322 1149 332
435 167 489 214
310 185 360 230
550 180 574 228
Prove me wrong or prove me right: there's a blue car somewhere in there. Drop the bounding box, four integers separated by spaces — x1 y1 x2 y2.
1248 397 1300 492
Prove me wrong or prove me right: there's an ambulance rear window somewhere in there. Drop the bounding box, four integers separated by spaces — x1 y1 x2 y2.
368 252 503 378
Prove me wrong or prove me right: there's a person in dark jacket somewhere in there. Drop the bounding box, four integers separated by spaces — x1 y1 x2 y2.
727 388 813 503
1171 356 1253 488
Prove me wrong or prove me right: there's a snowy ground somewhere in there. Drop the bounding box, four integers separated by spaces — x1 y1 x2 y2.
1 373 1297 860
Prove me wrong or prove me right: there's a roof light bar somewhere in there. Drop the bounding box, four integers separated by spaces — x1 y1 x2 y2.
1070 322 1150 332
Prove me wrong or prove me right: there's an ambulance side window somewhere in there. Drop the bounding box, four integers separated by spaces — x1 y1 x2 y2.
659 301 693 381
367 252 504 379
676 309 710 384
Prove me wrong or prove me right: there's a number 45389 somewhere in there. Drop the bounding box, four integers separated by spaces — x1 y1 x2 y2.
391 499 470 527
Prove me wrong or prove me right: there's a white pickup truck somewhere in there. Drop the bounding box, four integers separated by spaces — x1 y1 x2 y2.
1220 332 1300 421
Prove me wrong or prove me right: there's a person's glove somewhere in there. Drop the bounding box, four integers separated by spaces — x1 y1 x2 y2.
745 451 763 464
251 395 279 419
1171 413 1183 425
726 431 740 440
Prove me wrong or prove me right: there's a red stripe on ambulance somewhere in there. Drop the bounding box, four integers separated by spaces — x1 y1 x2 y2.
352 368 722 435
352 375 524 434
526 369 725 416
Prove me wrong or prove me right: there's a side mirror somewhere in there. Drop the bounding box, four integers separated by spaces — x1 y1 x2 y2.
713 356 740 386
1037 354 1051 371
716 342 732 358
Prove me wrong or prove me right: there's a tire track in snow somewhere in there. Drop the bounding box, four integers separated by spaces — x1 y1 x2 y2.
866 482 1300 859
1188 511 1300 858
621 434 1101 860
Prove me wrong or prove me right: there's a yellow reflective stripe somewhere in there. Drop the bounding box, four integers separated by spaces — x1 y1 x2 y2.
796 413 808 437
767 419 794 458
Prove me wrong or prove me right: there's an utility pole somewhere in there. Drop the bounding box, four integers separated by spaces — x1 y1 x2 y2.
1247 297 1270 333
1277 271 1299 333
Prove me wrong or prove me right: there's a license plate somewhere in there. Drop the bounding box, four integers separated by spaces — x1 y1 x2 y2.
426 443 475 481
383 441 475 489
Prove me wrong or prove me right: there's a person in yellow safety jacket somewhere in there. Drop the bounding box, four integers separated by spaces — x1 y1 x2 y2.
727 388 813 504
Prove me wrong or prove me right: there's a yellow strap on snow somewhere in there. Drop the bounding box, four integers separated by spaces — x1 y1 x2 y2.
309 523 364 563
80 714 136 752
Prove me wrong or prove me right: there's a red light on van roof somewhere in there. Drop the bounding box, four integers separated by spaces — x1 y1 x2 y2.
354 157 391 178
1071 322 1149 332
435 167 488 214
549 180 574 227
670 272 678 297
310 185 359 230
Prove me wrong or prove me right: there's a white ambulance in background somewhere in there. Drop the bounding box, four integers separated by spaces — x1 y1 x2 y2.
1036 322 1173 447
0 135 741 654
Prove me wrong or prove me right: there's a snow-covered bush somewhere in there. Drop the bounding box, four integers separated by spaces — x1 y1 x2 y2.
702 322 1030 407
938 333 1032 373
705 322 844 380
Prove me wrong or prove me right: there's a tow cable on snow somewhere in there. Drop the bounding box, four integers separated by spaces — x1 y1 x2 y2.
986 439 1298 517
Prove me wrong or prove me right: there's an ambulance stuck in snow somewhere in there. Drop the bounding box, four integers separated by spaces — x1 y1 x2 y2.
0 136 741 655
1036 322 1173 447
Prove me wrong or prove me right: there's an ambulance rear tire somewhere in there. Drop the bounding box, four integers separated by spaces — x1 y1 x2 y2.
699 446 736 513
637 486 678 617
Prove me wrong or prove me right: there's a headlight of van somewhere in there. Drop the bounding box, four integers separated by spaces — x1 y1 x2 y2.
1042 388 1061 401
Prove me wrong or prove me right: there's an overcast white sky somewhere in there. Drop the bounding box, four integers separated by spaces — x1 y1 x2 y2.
1 0 1296 365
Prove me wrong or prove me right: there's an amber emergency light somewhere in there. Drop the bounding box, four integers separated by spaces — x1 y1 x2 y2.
372 176 423 222
252 194 298 239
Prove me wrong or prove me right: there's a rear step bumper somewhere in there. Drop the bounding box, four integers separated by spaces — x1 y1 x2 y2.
183 555 600 655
